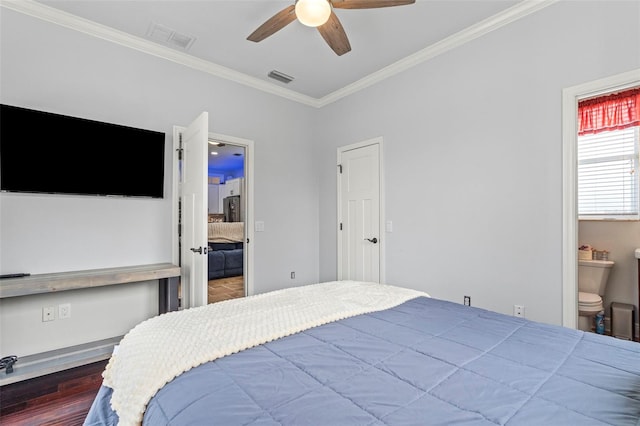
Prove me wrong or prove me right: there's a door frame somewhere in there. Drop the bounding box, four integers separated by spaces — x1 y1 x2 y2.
172 128 255 301
337 137 385 283
561 68 639 328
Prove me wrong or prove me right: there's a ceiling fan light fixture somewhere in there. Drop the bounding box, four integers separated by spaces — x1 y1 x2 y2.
295 0 331 27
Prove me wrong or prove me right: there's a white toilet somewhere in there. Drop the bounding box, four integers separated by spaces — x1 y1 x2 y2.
578 259 614 332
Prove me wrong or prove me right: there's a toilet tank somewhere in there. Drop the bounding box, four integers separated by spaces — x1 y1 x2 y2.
578 259 614 295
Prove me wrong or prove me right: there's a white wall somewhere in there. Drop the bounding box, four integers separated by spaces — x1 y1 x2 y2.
0 9 319 356
315 0 640 326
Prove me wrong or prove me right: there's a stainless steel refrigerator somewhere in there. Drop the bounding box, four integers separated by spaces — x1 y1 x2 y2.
223 195 241 222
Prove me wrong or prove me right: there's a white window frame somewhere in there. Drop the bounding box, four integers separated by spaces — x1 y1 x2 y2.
577 126 640 221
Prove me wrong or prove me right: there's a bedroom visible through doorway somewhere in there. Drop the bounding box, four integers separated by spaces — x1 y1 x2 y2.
207 140 247 304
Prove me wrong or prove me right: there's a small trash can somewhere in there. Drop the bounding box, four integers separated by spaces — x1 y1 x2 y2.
610 302 635 341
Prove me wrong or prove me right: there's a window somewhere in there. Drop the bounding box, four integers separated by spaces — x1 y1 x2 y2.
577 88 640 220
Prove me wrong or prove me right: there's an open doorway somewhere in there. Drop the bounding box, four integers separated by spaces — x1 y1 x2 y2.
173 124 254 310
562 69 639 332
206 139 246 303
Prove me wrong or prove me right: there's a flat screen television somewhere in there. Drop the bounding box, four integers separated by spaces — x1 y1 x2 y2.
0 104 165 198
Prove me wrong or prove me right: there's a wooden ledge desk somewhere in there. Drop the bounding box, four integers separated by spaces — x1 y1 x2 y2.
0 263 181 314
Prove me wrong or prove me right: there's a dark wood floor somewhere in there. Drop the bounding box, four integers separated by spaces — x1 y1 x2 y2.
0 360 107 425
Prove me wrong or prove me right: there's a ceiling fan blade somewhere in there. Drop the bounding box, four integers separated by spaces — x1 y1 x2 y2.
317 11 351 56
247 5 297 42
332 0 415 9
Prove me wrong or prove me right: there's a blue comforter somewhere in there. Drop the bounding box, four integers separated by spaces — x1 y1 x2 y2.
85 296 640 425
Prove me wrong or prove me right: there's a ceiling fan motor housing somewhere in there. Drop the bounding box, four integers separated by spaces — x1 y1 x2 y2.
295 0 332 27
247 0 416 56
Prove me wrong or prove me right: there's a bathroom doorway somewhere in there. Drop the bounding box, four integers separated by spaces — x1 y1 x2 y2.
562 70 640 334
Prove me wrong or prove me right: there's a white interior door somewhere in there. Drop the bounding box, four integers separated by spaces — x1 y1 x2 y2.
338 141 381 282
181 112 208 308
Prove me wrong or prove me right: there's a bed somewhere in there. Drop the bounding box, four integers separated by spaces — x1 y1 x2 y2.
84 281 640 425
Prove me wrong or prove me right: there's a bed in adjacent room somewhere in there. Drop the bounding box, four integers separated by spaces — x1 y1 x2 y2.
84 281 640 425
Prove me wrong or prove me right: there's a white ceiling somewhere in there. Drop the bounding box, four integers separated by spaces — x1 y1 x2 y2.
23 0 545 104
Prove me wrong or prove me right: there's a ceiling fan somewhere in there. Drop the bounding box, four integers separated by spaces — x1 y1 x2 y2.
247 0 416 56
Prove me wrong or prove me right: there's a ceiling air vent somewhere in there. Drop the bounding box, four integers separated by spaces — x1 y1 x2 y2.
146 22 196 50
268 70 294 84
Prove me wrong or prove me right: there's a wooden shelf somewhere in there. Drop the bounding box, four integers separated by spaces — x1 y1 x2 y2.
0 264 181 384
0 263 180 299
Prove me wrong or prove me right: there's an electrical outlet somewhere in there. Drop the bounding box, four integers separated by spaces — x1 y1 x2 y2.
42 306 55 322
59 303 71 319
514 305 525 318
464 296 471 306
290 271 295 279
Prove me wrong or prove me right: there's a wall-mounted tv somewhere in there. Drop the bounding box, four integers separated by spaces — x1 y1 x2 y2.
0 104 165 198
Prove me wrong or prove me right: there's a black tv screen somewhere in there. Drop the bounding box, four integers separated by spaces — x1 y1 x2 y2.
0 104 165 198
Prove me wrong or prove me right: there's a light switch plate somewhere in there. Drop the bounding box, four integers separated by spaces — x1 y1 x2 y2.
59 303 71 319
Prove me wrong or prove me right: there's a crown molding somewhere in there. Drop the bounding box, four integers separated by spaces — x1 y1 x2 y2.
2 0 556 109
316 0 558 107
0 0 321 108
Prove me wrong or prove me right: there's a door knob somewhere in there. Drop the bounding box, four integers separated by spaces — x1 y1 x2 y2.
190 246 209 254
365 237 378 244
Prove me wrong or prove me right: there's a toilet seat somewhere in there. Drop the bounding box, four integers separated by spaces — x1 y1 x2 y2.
578 292 603 313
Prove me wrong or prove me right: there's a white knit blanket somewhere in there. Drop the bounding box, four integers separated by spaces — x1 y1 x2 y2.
102 281 428 425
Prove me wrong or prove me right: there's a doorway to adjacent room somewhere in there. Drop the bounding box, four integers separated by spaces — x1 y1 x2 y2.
173 117 254 309
562 69 639 331
206 140 247 304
